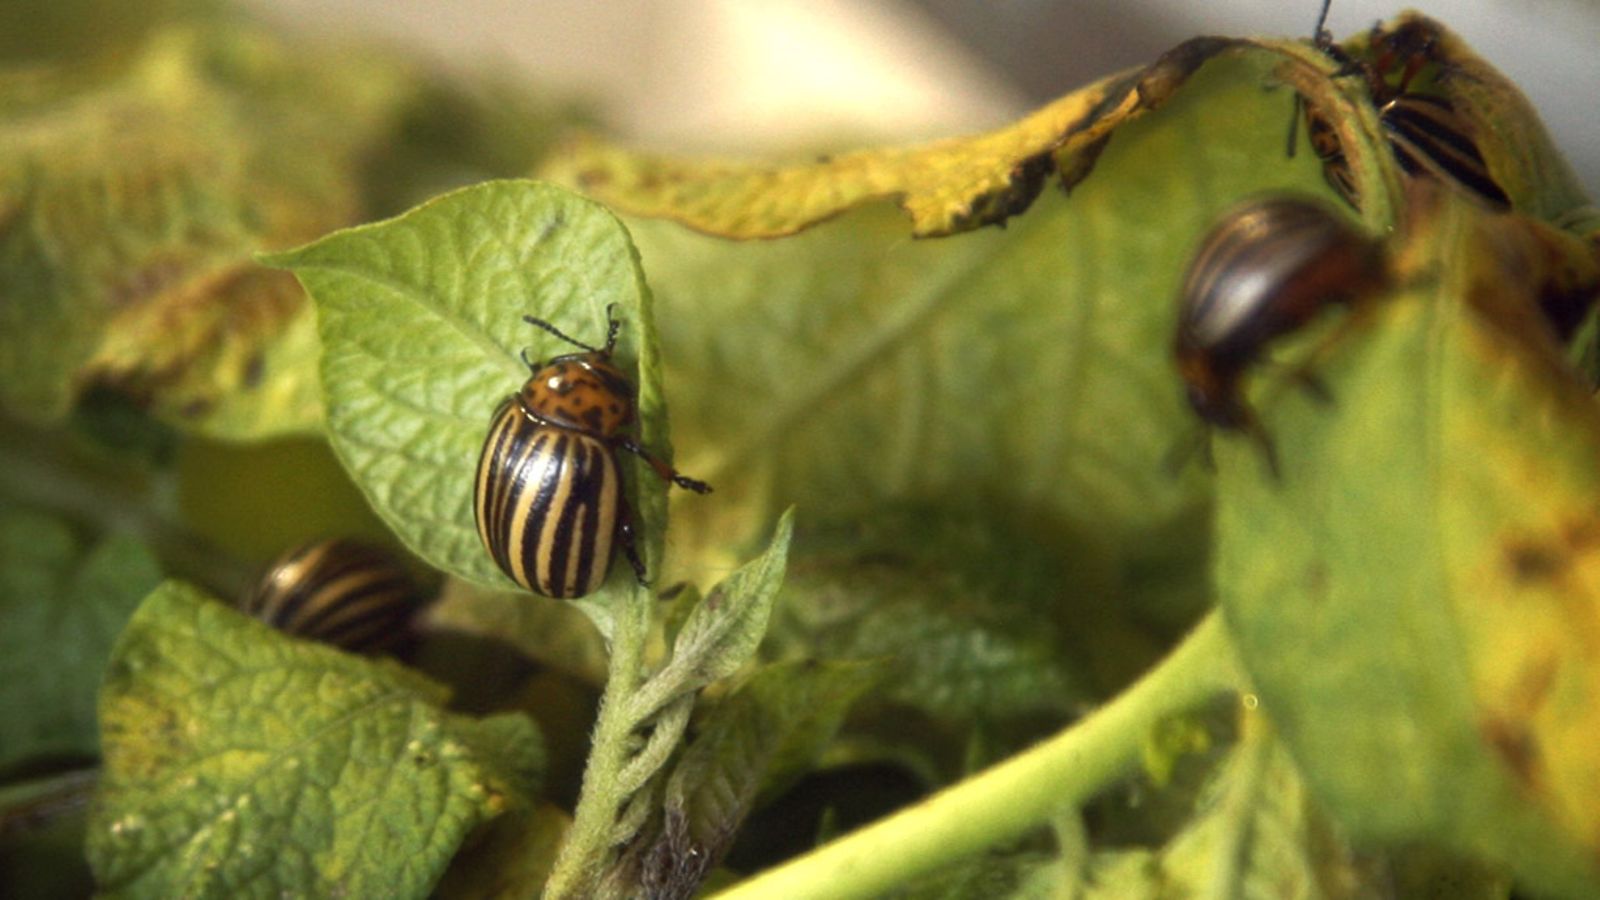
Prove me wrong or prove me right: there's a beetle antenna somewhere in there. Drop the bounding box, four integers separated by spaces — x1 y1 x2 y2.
1312 0 1333 46
520 348 538 372
1286 96 1303 158
522 315 603 354
602 303 621 355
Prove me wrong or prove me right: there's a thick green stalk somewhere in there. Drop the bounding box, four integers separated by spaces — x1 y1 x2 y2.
541 587 653 900
713 612 1242 900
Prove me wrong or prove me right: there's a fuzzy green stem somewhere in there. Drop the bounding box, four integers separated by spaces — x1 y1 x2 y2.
713 612 1241 900
542 585 654 900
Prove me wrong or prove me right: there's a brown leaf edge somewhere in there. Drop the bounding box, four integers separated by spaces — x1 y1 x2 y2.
540 34 1370 240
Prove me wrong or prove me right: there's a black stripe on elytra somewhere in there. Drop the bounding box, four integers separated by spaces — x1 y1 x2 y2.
571 442 605 592
497 425 555 577
310 579 413 649
293 575 405 635
518 431 568 591
544 439 583 597
477 406 524 562
1383 97 1508 206
548 438 603 598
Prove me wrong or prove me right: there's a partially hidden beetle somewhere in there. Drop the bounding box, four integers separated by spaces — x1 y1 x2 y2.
1296 12 1510 211
474 306 711 599
244 538 423 653
1175 197 1388 466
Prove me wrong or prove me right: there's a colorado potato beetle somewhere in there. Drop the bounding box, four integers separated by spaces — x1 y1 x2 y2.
1175 197 1387 458
244 538 422 653
474 306 711 599
1296 12 1510 210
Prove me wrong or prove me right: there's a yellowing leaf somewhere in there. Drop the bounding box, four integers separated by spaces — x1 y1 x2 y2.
1216 189 1600 896
0 23 417 438
88 581 542 898
613 50 1342 617
541 37 1351 239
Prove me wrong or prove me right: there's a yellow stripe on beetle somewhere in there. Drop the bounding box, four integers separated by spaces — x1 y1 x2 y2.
244 538 422 653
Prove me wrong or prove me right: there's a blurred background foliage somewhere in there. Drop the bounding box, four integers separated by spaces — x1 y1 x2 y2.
2 0 1598 896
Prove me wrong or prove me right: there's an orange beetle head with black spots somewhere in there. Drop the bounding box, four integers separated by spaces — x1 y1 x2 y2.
519 351 636 437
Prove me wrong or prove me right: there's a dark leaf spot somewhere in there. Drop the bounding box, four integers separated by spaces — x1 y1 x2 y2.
1505 540 1564 583
242 352 266 389
1480 716 1541 790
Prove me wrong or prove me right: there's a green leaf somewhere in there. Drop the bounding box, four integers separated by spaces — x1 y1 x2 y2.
1216 194 1600 895
898 850 1056 900
265 180 676 610
615 49 1340 632
641 659 881 893
668 508 794 688
1140 738 1364 900
87 581 542 899
0 510 160 770
769 504 1094 727
418 576 611 689
432 802 569 900
1024 733 1406 900
546 511 797 897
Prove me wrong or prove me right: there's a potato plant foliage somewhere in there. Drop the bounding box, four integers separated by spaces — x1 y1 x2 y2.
2 3 1599 899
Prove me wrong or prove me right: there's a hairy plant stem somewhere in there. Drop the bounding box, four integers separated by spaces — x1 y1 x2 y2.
542 584 654 900
712 611 1242 900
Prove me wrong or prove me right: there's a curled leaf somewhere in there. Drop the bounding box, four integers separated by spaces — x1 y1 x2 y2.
620 49 1346 626
638 659 881 898
1216 189 1600 896
1347 13 1594 222
541 36 1312 239
663 509 794 690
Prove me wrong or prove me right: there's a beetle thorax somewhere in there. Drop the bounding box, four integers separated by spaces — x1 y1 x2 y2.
519 352 636 437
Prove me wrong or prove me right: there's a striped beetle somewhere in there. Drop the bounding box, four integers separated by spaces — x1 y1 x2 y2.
245 538 422 653
1296 11 1510 211
474 306 711 599
1175 196 1387 467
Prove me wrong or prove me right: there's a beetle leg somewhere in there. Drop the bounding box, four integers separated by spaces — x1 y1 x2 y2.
617 502 650 586
601 303 622 355
1245 419 1283 482
1290 368 1335 405
1260 359 1337 407
616 438 713 493
1162 425 1212 476
1286 94 1304 159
